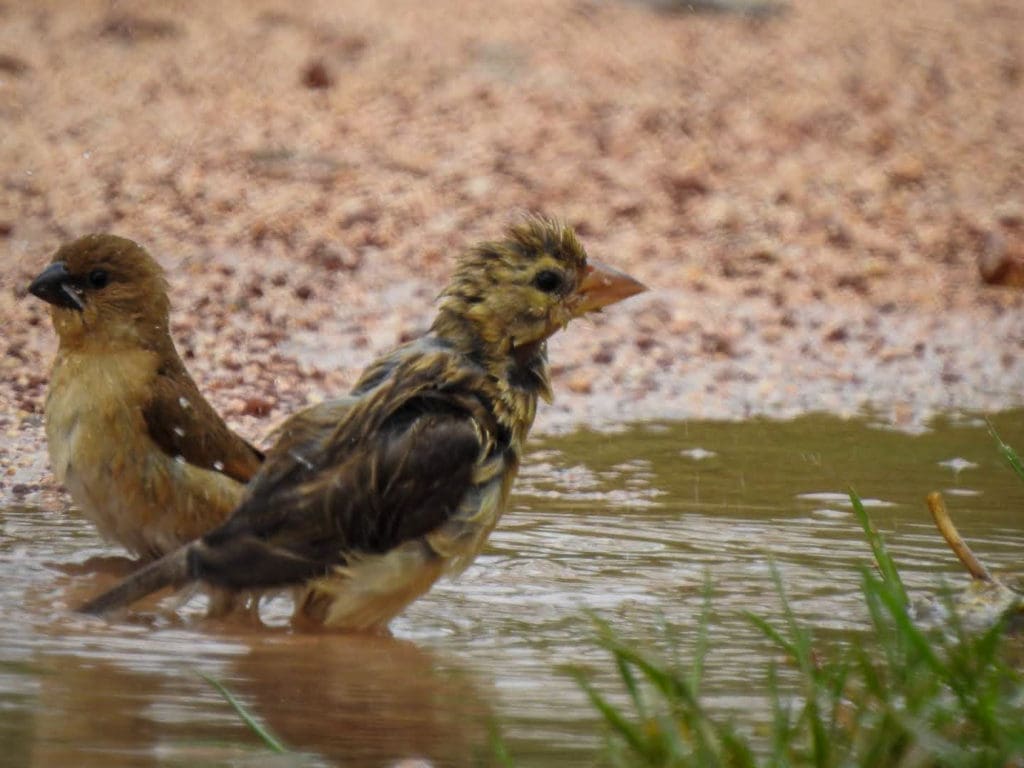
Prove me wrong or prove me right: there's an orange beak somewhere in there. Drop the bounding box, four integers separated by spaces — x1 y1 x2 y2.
573 260 648 316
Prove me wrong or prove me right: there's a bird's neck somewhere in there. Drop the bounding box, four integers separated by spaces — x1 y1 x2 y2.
430 308 552 439
498 341 548 447
53 307 175 357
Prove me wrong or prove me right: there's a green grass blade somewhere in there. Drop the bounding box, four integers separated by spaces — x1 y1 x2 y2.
198 672 289 754
601 639 731 763
870 575 944 676
850 491 907 607
690 575 714 697
824 659 853 750
568 667 654 759
589 614 649 721
766 663 794 765
614 653 647 720
988 423 1024 482
766 561 830 768
746 612 798 660
489 720 516 768
601 639 699 710
716 726 759 768
859 571 903 673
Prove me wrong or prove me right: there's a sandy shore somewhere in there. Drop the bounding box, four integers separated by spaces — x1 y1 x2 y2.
1 0 1022 505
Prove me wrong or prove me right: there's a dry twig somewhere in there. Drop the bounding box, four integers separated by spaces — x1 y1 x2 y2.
926 491 993 582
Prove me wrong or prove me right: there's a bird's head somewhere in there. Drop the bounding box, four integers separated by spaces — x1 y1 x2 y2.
433 217 647 360
28 234 172 350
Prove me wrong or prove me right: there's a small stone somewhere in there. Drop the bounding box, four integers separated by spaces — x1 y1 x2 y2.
835 273 869 294
825 218 853 248
240 397 275 417
878 347 913 362
301 58 334 89
869 125 895 155
99 14 181 41
662 171 710 205
700 333 734 357
823 326 849 343
887 156 925 187
978 232 1024 288
635 335 657 352
0 53 29 76
567 372 593 394
995 202 1023 229
307 240 360 271
748 244 778 264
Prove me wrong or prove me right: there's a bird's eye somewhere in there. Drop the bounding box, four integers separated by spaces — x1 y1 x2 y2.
88 269 109 289
533 269 563 293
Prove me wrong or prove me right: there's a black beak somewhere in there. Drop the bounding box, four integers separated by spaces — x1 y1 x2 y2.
28 261 85 311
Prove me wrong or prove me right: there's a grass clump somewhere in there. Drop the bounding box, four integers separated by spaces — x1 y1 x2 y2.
571 491 1023 767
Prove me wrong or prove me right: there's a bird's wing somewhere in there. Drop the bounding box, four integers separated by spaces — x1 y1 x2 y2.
262 396 358 460
142 360 264 483
192 354 496 590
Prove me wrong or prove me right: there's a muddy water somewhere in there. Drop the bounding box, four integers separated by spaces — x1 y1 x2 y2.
1 412 1022 767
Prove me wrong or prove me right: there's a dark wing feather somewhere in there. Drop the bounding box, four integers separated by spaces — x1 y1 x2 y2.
193 402 482 590
142 358 264 482
263 396 357 460
208 346 489 542
190 346 496 591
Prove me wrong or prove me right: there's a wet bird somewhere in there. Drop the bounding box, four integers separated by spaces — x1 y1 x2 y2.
79 218 646 630
30 234 264 562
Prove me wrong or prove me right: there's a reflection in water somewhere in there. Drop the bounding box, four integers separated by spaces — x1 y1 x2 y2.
1 411 1023 765
228 634 492 766
28 653 211 768
21 633 489 767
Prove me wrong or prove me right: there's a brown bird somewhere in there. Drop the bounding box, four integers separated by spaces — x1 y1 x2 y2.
29 234 264 562
79 218 646 630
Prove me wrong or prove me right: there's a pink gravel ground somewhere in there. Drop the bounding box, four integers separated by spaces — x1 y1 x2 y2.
1 0 1023 506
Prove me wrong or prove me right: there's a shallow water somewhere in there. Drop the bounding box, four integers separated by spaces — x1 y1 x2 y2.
1 411 1023 767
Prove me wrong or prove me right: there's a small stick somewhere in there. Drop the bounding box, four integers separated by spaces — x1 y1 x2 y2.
926 491 993 583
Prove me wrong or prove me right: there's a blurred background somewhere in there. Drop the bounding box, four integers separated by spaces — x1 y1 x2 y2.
2 0 1023 452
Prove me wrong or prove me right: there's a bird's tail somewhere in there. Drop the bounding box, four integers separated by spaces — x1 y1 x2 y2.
78 545 192 615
